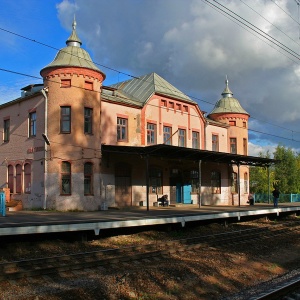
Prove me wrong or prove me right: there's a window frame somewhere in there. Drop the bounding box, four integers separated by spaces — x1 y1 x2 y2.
231 172 238 194
24 163 31 194
190 170 199 193
29 111 37 137
60 106 71 133
117 117 128 142
84 162 93 195
230 137 237 154
84 107 93 135
3 118 10 142
147 123 156 145
244 172 248 194
8 164 14 193
212 134 219 152
192 131 199 149
61 161 71 195
211 171 221 194
178 128 186 147
149 167 162 194
163 126 172 145
243 138 247 155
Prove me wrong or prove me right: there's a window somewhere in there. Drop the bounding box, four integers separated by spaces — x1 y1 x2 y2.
29 112 36 137
168 102 174 109
243 121 247 128
16 164 22 194
243 138 247 155
84 162 93 195
3 119 10 142
117 117 128 141
183 105 188 112
149 167 162 194
61 79 71 88
211 171 221 194
24 163 31 194
84 81 93 90
176 103 181 111
84 108 93 134
229 120 236 126
191 170 199 193
192 131 199 149
60 106 71 133
61 161 71 195
230 138 237 154
244 172 248 194
8 165 14 193
161 100 167 107
178 129 186 147
212 134 219 152
147 123 156 145
231 172 238 193
163 126 172 145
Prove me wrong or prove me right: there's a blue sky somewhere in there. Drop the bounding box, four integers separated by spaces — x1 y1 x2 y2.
0 0 300 157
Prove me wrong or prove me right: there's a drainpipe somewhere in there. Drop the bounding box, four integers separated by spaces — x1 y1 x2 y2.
41 87 48 210
198 160 202 208
237 163 241 207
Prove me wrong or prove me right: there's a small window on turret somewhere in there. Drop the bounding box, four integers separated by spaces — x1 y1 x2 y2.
85 81 93 90
229 121 236 126
61 79 71 88
243 121 247 128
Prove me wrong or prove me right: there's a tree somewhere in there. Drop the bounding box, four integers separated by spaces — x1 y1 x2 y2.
273 145 299 194
249 150 274 194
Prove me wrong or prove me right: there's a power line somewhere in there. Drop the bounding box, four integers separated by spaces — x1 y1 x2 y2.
240 0 300 48
1 63 300 146
204 0 300 60
0 14 299 144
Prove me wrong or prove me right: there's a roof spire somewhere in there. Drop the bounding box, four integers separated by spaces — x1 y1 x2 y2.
72 15 77 31
222 75 233 98
66 15 82 47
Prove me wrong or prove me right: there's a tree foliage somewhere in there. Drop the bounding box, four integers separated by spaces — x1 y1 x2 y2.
250 145 300 194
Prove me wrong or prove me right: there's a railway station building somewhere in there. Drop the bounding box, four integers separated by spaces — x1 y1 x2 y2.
0 21 274 211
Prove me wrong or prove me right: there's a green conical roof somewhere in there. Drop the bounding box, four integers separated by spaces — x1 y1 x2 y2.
40 18 104 75
208 77 248 116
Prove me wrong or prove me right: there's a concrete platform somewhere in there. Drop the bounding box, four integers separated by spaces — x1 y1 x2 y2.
0 203 299 237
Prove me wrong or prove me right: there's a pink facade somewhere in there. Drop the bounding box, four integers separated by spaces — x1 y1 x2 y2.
0 22 252 211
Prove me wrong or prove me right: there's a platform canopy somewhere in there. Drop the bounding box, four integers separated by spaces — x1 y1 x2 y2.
102 144 277 167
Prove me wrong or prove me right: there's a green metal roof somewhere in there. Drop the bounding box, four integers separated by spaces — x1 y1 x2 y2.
208 78 249 116
109 73 195 105
40 19 104 75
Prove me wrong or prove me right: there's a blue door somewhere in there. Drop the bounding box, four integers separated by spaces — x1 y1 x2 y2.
176 183 182 203
183 184 192 204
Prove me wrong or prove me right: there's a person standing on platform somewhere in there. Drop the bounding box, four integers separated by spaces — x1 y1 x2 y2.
272 187 280 208
248 192 254 205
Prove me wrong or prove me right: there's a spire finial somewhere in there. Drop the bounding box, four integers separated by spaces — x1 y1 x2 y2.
72 15 77 30
225 75 229 87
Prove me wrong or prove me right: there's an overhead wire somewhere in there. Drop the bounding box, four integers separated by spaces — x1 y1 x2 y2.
0 4 299 147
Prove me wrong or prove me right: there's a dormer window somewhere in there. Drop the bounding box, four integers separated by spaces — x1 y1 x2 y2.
61 79 71 88
84 81 93 90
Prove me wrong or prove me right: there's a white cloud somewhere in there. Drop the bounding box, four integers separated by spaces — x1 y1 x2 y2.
54 0 300 152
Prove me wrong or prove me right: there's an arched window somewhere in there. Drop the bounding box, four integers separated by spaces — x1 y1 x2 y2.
211 171 221 194
231 172 238 194
24 163 31 194
244 172 248 194
8 165 14 193
84 162 93 195
61 161 71 195
16 164 22 194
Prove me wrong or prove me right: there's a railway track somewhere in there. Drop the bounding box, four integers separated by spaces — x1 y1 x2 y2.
1 221 299 282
